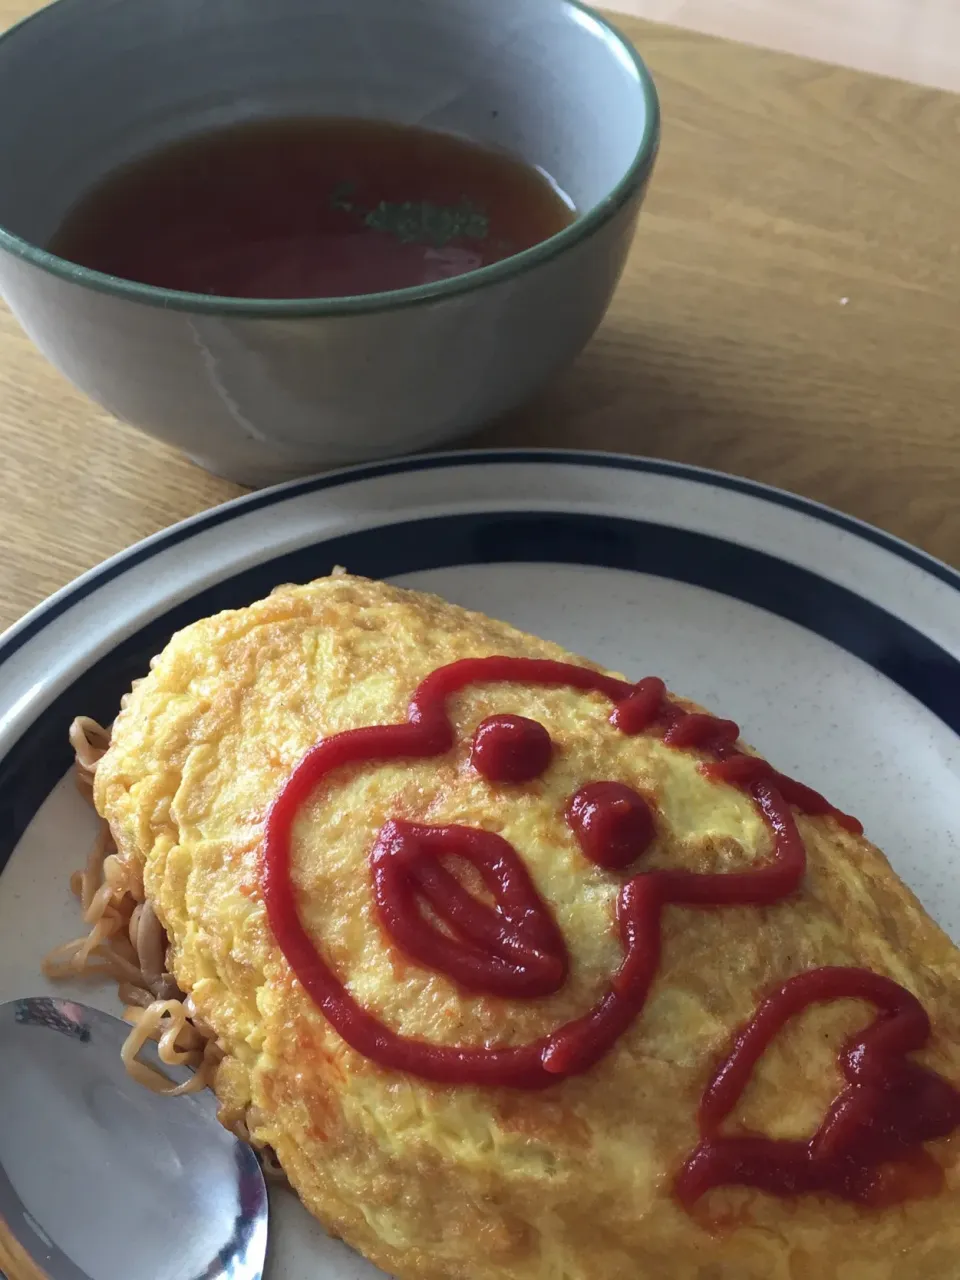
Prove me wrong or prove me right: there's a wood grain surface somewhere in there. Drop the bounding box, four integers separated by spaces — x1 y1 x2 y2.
1 2 959 634
618 0 960 93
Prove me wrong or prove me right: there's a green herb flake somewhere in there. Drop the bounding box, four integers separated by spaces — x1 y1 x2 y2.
363 198 490 248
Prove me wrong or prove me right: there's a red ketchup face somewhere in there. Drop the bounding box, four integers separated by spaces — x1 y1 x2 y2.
261 656 959 1211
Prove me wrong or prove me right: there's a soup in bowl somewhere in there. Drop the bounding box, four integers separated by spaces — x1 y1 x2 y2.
0 0 659 485
48 117 578 300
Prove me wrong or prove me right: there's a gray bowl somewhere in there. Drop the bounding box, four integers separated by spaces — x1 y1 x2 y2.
0 0 659 486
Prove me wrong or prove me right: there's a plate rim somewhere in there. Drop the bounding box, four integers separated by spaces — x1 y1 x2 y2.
3 448 958 670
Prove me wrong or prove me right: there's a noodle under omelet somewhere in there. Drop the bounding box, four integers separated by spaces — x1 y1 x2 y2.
48 572 960 1279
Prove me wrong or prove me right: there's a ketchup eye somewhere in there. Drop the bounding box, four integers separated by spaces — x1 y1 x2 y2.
566 782 656 870
470 714 553 783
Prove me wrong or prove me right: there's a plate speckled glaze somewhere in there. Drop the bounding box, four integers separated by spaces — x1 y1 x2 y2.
1 449 958 1279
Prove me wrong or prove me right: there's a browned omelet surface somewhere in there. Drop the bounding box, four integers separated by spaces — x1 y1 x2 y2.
94 573 960 1279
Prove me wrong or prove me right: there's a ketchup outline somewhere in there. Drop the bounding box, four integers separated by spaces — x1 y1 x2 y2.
261 656 959 1206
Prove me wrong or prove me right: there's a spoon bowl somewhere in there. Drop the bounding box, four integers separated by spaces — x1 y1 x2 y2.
0 997 268 1280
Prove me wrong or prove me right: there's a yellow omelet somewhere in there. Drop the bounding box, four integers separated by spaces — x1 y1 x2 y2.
92 573 960 1279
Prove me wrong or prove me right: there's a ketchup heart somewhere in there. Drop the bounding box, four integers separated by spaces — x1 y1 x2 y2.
675 966 960 1207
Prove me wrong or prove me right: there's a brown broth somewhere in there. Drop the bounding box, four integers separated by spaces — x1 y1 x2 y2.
47 117 576 300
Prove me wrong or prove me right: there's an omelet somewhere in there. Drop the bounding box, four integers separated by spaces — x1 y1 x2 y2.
92 573 960 1279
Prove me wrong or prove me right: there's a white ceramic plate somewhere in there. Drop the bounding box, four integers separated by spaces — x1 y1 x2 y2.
1 449 958 1279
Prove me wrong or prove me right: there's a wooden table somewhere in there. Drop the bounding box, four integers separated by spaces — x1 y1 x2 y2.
2 4 959 633
619 0 960 94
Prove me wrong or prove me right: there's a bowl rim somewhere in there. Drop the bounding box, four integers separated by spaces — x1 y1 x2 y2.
0 0 660 318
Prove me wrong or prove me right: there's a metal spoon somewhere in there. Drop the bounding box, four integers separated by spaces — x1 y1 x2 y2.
0 997 268 1280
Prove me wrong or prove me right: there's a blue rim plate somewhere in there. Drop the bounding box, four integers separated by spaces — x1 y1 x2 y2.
1 447 958 1277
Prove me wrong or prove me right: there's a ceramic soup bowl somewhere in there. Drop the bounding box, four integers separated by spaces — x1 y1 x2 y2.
0 0 659 486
